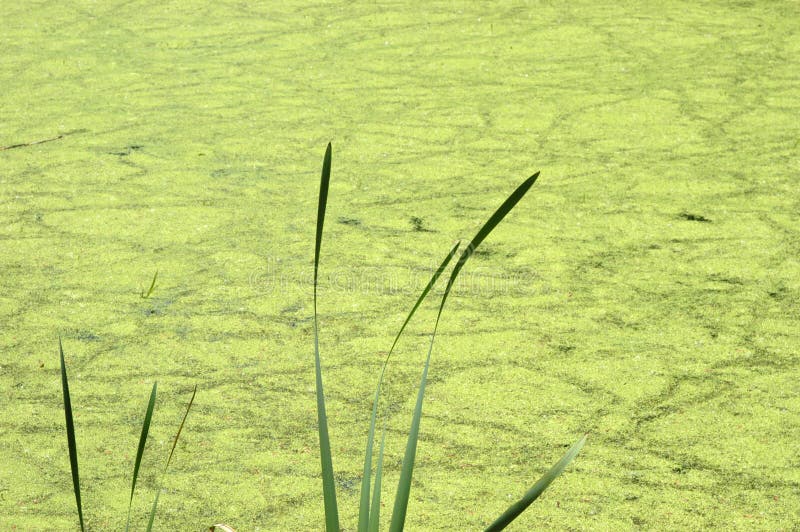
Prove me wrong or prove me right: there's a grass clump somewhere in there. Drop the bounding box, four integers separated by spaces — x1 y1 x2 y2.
59 337 196 531
58 143 583 530
310 143 585 531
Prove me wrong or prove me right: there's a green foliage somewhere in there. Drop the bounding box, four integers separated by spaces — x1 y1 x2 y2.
126 380 157 532
59 339 195 531
484 434 587 532
57 144 583 531
146 385 196 531
312 143 340 531
311 144 585 531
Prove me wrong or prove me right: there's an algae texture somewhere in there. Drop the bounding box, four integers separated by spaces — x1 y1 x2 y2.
1 1 799 530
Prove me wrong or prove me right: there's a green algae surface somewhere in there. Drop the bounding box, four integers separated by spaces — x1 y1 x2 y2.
2 1 799 530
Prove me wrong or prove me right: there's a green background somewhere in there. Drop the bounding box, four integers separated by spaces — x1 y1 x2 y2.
2 1 798 530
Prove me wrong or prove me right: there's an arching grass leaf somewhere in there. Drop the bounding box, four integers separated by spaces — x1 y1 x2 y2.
59 338 85 532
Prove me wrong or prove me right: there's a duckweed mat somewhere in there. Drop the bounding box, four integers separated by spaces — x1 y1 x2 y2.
2 2 798 530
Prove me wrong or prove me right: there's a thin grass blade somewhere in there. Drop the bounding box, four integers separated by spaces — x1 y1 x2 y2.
367 425 387 532
146 490 160 531
140 269 158 298
59 338 85 532
384 241 461 360
146 384 197 532
126 381 158 532
358 242 460 532
441 172 539 310
313 142 340 531
390 172 540 531
483 434 586 532
388 334 434 532
164 384 197 471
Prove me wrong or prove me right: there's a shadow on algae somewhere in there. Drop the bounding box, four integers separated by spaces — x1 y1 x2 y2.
57 143 585 531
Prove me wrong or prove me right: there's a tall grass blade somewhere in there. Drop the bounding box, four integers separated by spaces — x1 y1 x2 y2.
146 384 197 532
367 425 387 532
388 336 433 532
125 381 158 532
483 434 587 532
313 142 340 531
389 172 541 531
146 490 161 532
358 242 460 532
59 337 85 532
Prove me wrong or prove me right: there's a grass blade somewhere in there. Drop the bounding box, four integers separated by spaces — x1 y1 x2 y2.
441 172 539 311
483 434 587 532
146 384 197 532
389 172 540 531
164 384 196 471
140 269 158 298
146 490 161 532
367 424 387 532
126 381 158 532
358 242 460 532
315 143 331 297
313 142 340 531
388 336 433 532
384 241 461 360
59 338 85 532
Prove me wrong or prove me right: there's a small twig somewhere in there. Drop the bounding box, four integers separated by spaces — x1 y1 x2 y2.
1 129 85 151
1 134 65 151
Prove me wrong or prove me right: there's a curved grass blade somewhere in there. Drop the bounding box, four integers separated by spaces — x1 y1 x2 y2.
140 269 158 299
483 434 586 532
358 242 460 531
389 172 541 531
313 142 340 531
367 424 387 532
125 381 158 532
384 241 461 361
441 172 539 311
59 338 85 532
146 384 197 532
